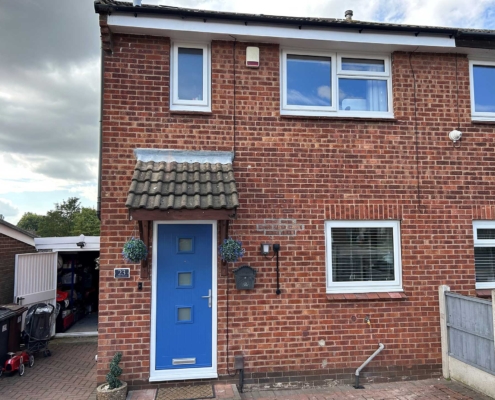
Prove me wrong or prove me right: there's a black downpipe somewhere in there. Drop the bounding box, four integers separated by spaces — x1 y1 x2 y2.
96 48 104 221
274 244 281 295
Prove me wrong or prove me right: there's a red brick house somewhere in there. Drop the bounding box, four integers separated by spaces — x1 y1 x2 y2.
94 1 495 389
0 220 37 304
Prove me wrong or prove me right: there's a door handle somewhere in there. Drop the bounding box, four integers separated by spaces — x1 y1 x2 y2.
201 289 212 308
16 297 25 305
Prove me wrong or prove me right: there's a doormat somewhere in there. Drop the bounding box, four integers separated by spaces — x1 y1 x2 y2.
156 385 215 400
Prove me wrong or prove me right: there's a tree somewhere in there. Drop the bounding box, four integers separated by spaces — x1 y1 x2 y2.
72 207 100 236
17 212 44 234
19 197 100 237
37 209 68 237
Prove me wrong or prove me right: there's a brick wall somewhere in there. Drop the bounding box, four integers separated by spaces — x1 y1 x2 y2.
0 234 36 304
97 32 495 388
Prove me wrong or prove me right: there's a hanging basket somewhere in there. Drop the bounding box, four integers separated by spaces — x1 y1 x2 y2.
219 237 245 263
122 238 148 263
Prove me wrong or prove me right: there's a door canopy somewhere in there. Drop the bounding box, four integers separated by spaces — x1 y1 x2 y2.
126 149 239 221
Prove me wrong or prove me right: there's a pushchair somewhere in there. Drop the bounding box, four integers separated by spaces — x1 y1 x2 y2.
22 303 59 357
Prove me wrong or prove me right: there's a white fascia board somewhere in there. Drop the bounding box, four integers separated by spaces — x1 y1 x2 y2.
35 236 100 252
107 14 456 52
0 225 35 247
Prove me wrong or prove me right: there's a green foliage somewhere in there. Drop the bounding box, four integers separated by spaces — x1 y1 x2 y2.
16 197 100 237
17 212 44 234
72 207 100 236
122 238 148 263
105 352 123 390
219 237 245 263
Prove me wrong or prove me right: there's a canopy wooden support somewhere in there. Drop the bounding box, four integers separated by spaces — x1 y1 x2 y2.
138 220 151 279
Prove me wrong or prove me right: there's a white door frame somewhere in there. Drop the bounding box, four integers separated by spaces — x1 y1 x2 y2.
150 220 218 382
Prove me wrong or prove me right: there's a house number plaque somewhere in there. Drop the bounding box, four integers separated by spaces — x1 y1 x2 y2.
114 268 130 279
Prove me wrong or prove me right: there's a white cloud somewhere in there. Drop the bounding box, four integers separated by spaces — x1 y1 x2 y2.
317 85 332 101
287 89 331 106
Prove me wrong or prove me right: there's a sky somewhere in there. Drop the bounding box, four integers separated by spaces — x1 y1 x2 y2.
1 0 495 225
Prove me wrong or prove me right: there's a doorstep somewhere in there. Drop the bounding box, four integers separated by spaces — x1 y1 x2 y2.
126 384 241 400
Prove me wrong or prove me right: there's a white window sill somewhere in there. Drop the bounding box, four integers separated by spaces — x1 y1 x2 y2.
281 109 394 119
471 115 495 123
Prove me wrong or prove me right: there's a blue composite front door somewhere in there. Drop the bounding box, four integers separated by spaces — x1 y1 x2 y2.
155 223 213 370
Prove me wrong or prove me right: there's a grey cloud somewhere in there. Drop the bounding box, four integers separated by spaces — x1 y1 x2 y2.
0 1 100 182
0 1 100 69
35 158 97 181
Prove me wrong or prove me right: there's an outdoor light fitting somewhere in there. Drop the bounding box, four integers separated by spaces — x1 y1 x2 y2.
260 243 270 256
77 234 86 248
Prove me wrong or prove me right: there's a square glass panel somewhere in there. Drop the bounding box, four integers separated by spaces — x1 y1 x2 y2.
178 47 204 101
178 272 192 287
473 65 495 113
287 54 332 107
177 307 192 321
178 238 193 252
339 78 388 112
331 227 395 282
342 58 385 72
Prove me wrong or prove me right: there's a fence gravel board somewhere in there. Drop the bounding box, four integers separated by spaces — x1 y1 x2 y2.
446 292 495 375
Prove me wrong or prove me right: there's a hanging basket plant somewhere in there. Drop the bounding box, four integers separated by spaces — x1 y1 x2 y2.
219 237 245 263
122 237 148 263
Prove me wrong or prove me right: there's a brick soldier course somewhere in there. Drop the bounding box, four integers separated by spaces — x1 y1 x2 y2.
94 0 495 391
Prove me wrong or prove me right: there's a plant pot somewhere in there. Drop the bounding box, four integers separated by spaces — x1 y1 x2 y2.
96 381 128 400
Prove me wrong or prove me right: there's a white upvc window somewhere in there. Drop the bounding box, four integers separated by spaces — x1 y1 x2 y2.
473 221 495 289
281 50 393 118
325 220 402 293
170 42 211 112
469 60 495 122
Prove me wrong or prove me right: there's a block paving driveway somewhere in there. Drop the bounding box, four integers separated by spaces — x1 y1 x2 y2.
0 336 492 400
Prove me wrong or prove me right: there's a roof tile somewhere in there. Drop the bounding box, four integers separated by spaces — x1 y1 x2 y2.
126 160 239 211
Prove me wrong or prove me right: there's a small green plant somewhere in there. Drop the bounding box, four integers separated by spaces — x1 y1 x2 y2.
219 237 245 263
122 237 148 263
106 352 123 389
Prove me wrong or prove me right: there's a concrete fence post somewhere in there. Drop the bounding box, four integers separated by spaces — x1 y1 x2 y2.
439 285 451 379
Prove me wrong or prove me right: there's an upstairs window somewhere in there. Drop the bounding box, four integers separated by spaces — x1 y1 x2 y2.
469 60 495 121
281 50 392 118
171 42 210 112
325 221 402 293
473 221 495 288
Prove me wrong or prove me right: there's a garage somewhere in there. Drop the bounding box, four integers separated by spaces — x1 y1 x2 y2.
14 235 99 337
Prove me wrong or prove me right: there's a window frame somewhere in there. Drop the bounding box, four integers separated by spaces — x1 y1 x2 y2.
325 220 402 294
472 220 495 289
469 59 495 122
281 49 393 118
170 41 211 112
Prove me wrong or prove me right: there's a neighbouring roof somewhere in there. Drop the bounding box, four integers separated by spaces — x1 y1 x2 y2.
0 219 38 238
126 150 239 211
94 0 495 37
0 219 38 247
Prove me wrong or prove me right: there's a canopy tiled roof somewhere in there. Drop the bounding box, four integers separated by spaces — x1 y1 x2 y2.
126 151 239 211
